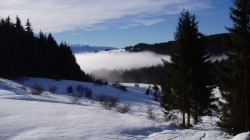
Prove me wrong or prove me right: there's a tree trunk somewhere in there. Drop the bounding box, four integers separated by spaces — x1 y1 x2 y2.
244 61 248 131
187 109 191 127
182 112 185 127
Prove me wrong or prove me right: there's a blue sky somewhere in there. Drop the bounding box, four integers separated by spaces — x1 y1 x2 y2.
1 0 233 48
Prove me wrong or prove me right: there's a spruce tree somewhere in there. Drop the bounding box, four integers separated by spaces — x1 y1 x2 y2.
161 10 215 126
25 18 33 36
15 16 23 32
218 0 250 134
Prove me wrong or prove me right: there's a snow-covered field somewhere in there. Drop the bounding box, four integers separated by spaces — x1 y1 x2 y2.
0 77 249 140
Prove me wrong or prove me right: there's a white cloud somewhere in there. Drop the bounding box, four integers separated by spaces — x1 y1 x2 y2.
120 18 165 29
0 0 212 33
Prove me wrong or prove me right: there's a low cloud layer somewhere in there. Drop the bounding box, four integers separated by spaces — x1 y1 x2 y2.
75 50 170 73
1 0 212 32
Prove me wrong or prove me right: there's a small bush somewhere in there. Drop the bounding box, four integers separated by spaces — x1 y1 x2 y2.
49 85 57 94
112 82 127 92
84 88 93 99
165 112 179 122
104 81 108 85
134 83 140 87
153 85 159 91
70 95 81 104
120 85 127 92
117 104 131 113
96 94 119 110
94 79 104 86
146 88 150 95
76 85 84 93
107 96 119 109
95 94 107 103
66 85 73 93
30 84 44 95
146 104 156 120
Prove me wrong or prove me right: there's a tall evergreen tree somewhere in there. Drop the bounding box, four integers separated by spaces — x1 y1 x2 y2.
15 16 23 32
25 18 33 36
161 10 215 126
218 0 250 134
0 17 91 82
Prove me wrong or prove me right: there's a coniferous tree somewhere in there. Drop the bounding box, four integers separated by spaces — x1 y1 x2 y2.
25 18 33 37
0 16 91 82
15 16 23 32
218 0 250 134
161 10 215 126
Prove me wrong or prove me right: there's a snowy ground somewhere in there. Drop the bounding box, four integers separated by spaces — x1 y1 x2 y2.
0 77 248 140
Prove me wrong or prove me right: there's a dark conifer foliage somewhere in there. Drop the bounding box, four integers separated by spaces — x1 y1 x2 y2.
161 10 216 127
217 0 250 135
0 17 91 81
125 33 230 56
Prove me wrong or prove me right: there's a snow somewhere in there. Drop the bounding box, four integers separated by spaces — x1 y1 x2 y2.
230 132 250 140
0 77 239 140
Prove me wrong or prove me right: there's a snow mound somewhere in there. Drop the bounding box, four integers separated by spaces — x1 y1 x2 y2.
231 132 250 140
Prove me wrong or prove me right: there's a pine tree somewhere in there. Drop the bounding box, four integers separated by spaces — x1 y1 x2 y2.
25 18 33 36
218 0 250 134
15 16 23 32
161 10 215 126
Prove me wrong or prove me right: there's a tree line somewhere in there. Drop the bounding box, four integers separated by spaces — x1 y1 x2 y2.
91 65 165 84
161 0 249 135
124 33 230 56
0 16 91 81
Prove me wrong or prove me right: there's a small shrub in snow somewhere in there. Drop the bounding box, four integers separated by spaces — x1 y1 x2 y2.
30 84 44 95
70 95 81 104
120 85 127 92
117 104 131 113
134 83 140 87
146 88 150 95
96 94 119 110
49 85 57 94
104 81 108 85
94 79 107 86
76 85 84 93
95 94 107 103
112 82 127 92
153 85 159 91
107 96 119 109
84 88 93 99
70 86 93 104
146 104 156 120
153 92 159 101
74 85 92 99
66 85 73 93
165 112 179 122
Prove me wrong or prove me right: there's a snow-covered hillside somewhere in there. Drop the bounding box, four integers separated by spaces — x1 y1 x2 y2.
0 78 248 140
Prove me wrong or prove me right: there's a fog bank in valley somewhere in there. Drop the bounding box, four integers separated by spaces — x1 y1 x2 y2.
75 50 170 74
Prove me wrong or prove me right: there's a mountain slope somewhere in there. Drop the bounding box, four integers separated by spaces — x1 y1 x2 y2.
0 77 247 139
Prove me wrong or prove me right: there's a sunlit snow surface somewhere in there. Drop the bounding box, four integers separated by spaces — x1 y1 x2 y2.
0 77 247 140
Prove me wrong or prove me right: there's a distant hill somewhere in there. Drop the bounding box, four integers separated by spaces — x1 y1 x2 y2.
125 33 230 56
70 44 118 53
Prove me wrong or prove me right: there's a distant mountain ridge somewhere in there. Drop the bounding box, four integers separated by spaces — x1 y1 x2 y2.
70 44 118 53
125 33 230 56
